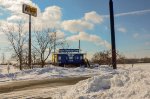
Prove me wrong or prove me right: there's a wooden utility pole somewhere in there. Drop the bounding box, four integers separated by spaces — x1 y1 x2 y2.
29 15 31 69
79 40 80 53
54 32 56 64
109 0 117 69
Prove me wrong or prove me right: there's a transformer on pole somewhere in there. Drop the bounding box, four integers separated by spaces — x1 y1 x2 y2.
109 0 117 69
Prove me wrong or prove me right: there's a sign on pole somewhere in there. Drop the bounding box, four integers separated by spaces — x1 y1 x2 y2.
22 4 37 69
22 4 37 17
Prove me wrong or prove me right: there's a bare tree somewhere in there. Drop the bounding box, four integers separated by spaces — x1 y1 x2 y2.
1 53 5 64
33 28 54 68
22 48 28 65
2 22 27 70
31 49 40 65
116 52 126 64
33 27 65 68
92 50 111 65
92 50 126 65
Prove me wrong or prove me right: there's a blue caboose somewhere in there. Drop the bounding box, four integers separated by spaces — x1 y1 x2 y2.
52 49 86 66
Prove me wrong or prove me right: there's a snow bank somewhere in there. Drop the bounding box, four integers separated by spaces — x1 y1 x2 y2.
63 67 150 99
0 65 109 82
63 74 112 99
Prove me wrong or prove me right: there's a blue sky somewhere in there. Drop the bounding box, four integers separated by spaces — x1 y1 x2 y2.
0 0 150 61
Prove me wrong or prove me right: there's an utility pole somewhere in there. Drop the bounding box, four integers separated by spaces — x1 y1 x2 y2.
79 40 80 53
29 15 31 69
54 32 56 64
109 0 117 69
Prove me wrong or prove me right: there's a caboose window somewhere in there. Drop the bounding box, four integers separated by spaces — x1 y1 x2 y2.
76 56 79 59
69 56 73 60
58 56 61 60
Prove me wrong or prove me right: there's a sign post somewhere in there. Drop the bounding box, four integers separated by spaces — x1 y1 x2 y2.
23 4 37 68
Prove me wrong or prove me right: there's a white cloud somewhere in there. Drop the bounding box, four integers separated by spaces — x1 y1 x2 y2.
66 32 110 49
0 40 9 45
0 0 40 24
0 0 36 14
133 33 139 38
5 4 62 29
42 6 61 21
7 15 25 22
62 20 93 33
56 30 65 39
84 11 103 24
62 11 103 33
0 13 3 16
0 32 4 35
32 6 62 29
0 20 8 35
145 42 150 46
142 34 150 39
115 9 150 17
103 9 150 18
2 22 28 36
117 27 127 33
133 32 150 39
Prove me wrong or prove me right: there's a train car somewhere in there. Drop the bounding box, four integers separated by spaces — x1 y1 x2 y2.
52 49 86 66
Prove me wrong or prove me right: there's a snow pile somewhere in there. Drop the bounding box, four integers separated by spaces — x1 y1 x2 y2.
0 65 108 82
63 74 112 99
63 68 150 99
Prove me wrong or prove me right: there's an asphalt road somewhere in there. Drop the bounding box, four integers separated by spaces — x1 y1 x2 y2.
0 76 89 94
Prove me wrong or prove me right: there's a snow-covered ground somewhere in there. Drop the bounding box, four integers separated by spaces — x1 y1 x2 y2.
0 63 150 99
0 65 104 82
0 65 19 74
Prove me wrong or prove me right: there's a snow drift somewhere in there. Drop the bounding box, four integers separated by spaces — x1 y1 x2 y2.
0 65 103 82
64 67 150 99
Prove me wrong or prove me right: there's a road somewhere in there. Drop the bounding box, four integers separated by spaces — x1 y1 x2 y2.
0 76 89 94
